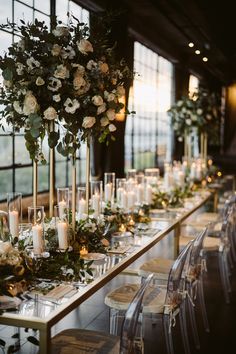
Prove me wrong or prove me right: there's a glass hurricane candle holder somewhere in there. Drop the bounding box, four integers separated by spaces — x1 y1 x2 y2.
126 180 136 210
77 187 87 219
116 178 127 209
7 192 22 239
126 169 136 182
144 177 153 205
57 187 70 218
104 172 115 204
54 205 69 251
28 206 45 256
90 181 102 218
135 176 145 205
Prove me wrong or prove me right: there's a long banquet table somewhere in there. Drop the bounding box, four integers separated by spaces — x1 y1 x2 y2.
0 189 214 353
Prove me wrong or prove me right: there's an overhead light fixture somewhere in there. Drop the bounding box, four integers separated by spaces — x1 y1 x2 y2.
202 57 208 62
188 42 194 48
195 49 201 55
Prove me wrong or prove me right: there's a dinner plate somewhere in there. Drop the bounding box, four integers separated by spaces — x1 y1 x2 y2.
81 253 106 264
0 295 21 310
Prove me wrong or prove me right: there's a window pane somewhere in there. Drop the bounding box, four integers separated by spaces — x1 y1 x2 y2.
56 0 69 23
15 135 31 164
38 164 49 192
0 0 12 25
0 31 12 57
15 167 32 195
34 0 50 14
0 170 13 196
14 2 33 24
19 0 33 6
0 136 12 166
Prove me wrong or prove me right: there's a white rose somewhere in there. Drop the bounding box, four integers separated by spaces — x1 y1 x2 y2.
17 39 25 51
51 44 62 56
92 95 103 106
77 39 93 55
26 57 40 71
107 93 116 102
106 108 116 121
47 77 62 92
23 92 39 115
61 46 76 60
86 60 97 70
53 94 61 102
186 118 192 125
206 114 212 120
108 123 116 132
99 61 109 74
177 100 183 107
100 117 109 126
97 103 106 115
116 85 125 97
16 62 24 75
54 65 68 79
3 79 12 88
13 101 23 114
73 75 86 90
0 241 13 255
36 77 45 86
43 106 58 120
178 136 183 142
53 26 69 37
82 116 96 129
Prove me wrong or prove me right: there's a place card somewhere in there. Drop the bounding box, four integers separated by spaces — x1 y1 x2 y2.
42 284 75 301
107 245 131 254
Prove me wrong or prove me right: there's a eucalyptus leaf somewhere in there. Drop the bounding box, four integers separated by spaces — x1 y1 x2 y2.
2 68 13 81
48 131 59 148
27 336 39 346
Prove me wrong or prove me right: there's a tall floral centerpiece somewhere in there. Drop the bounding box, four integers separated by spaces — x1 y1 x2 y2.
167 87 220 163
0 17 131 232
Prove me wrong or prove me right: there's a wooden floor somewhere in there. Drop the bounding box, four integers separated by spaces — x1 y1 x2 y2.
1 234 236 353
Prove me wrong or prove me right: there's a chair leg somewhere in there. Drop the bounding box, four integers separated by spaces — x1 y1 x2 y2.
198 276 210 332
163 314 174 354
218 253 230 304
179 301 191 354
186 284 201 349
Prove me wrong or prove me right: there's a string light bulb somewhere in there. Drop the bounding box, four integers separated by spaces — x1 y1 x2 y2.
202 57 208 62
195 49 201 55
188 42 194 48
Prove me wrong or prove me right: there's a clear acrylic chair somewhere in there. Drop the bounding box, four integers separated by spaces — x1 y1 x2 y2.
105 241 193 354
51 273 153 354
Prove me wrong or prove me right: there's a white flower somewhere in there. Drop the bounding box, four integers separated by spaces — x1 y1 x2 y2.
54 64 68 79
73 75 86 90
197 108 203 115
76 81 91 96
77 39 93 55
64 98 80 114
178 136 183 142
0 241 13 255
47 77 62 92
116 85 125 97
51 44 62 56
106 92 116 102
53 26 69 37
106 108 116 121
108 123 116 132
16 62 24 75
82 116 96 129
92 95 103 106
13 101 23 114
53 94 61 102
206 114 212 120
26 57 40 71
99 61 109 74
36 77 45 86
177 100 183 107
191 114 197 121
23 91 39 115
61 46 76 60
100 117 109 126
186 118 192 126
97 103 106 115
43 106 58 120
86 60 97 70
3 80 12 88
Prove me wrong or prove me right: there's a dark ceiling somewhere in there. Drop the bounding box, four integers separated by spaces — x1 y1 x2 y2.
88 0 236 84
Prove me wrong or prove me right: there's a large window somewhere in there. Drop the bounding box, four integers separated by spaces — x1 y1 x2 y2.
125 41 174 172
0 1 89 200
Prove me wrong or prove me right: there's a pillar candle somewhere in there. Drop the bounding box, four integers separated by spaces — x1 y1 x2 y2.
58 199 66 218
136 184 144 204
57 221 68 250
32 224 44 254
9 210 19 238
78 198 86 214
145 185 153 204
127 191 135 209
104 183 112 202
92 193 100 217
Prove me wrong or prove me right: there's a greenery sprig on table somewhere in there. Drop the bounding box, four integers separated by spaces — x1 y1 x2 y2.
151 186 194 209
